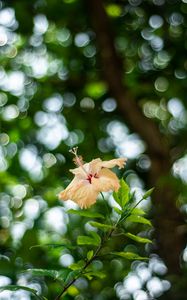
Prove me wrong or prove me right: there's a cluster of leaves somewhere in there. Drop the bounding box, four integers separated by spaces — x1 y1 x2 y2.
0 180 153 299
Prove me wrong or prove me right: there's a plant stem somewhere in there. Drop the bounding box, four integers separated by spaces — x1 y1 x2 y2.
55 197 144 299
55 241 104 300
55 276 78 300
54 223 116 300
119 196 145 224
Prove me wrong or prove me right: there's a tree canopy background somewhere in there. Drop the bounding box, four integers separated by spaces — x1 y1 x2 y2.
0 0 187 299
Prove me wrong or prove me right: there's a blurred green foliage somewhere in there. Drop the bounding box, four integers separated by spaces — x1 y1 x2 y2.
1 0 187 299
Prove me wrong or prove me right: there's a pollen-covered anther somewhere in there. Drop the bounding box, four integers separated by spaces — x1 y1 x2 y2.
69 147 78 156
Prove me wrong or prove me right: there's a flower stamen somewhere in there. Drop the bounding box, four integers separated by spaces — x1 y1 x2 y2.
69 147 88 175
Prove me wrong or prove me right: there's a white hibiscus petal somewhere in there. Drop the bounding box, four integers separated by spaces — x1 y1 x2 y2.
92 168 120 193
101 158 127 169
59 178 98 209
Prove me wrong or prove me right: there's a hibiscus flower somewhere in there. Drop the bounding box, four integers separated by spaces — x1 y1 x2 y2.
59 148 127 209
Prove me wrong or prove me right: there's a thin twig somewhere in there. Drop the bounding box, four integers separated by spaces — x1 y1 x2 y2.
55 194 145 299
55 241 103 300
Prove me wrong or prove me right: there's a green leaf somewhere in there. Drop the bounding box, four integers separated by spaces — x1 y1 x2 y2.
131 208 145 215
77 235 100 246
126 215 152 226
125 232 152 244
0 285 43 299
120 179 130 204
69 264 81 271
87 250 94 260
113 207 122 215
83 273 92 280
84 271 106 280
30 242 75 250
65 270 80 285
114 179 130 208
89 231 101 244
57 270 72 281
26 269 58 279
0 285 36 293
69 260 84 271
89 221 114 231
68 209 104 219
143 188 154 199
111 252 148 260
25 268 70 281
113 191 120 204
